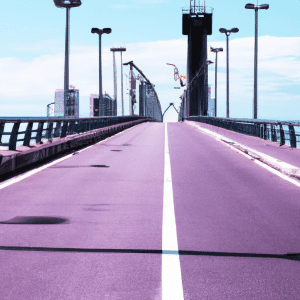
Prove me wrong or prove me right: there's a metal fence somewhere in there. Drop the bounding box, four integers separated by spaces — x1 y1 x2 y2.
185 115 300 148
0 116 152 151
139 82 163 122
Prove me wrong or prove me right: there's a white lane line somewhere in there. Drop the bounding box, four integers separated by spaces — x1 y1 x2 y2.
162 123 184 300
0 153 73 190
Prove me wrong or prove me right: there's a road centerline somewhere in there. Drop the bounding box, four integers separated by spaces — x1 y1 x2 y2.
162 122 184 300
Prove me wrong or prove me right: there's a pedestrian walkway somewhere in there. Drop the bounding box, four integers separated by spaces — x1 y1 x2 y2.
185 120 300 169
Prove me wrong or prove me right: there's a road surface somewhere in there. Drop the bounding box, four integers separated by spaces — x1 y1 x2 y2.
0 122 299 299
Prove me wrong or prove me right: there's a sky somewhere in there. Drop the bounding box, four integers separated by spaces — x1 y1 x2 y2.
0 0 299 122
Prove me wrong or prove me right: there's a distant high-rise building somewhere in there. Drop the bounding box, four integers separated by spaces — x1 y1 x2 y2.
54 85 79 117
90 93 117 117
90 94 99 117
207 85 215 117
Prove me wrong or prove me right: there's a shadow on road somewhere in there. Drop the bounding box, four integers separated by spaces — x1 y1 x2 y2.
0 246 298 261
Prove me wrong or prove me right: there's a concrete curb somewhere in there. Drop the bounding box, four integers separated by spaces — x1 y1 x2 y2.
0 119 151 177
185 120 300 180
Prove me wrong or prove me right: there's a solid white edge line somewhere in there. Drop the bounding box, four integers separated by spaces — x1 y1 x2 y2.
162 122 184 300
0 124 143 190
187 121 300 188
224 142 300 188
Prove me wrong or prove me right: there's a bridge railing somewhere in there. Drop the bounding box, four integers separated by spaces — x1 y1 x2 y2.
142 83 163 122
185 115 300 148
0 116 151 151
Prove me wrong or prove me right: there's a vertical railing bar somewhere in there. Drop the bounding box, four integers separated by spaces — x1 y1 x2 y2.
35 122 44 144
54 122 62 137
46 121 54 142
60 121 68 138
9 122 20 151
0 121 5 143
279 123 285 146
23 122 33 147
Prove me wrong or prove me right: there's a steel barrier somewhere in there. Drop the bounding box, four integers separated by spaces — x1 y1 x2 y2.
0 116 153 151
185 116 300 148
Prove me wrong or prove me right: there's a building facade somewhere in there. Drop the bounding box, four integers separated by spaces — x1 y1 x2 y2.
54 85 79 117
90 93 117 117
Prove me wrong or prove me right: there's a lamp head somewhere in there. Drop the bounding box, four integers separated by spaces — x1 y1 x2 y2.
245 3 255 9
91 28 111 35
230 27 239 33
103 28 112 34
259 4 269 9
91 28 101 34
219 28 227 33
210 47 223 53
53 0 82 8
123 61 133 66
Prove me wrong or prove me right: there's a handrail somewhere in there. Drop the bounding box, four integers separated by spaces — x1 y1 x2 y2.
0 116 153 151
185 115 300 148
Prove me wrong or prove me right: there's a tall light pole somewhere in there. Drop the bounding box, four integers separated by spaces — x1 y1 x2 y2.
210 47 223 117
219 27 239 118
110 47 126 116
245 3 269 119
91 28 112 115
53 0 82 117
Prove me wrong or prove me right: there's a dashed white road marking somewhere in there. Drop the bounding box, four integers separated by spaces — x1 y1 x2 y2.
162 122 184 300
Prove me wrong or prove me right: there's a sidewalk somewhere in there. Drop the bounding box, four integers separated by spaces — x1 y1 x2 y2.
185 120 300 178
0 120 148 177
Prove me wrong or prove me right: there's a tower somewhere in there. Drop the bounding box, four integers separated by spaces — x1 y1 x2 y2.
182 0 212 116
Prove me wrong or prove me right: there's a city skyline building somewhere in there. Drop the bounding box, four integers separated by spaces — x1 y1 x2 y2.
54 85 79 117
207 85 216 117
90 93 117 117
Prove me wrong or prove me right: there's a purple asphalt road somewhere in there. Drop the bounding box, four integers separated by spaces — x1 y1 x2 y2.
0 122 165 300
168 123 300 299
1 121 300 299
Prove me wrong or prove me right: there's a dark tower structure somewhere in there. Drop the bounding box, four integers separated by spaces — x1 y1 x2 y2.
183 0 212 116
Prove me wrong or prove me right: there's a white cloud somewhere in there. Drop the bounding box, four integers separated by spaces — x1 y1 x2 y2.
0 36 299 120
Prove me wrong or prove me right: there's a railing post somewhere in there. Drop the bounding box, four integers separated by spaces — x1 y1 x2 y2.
271 125 277 142
289 125 297 148
54 122 62 137
69 120 75 135
260 124 263 138
9 122 20 150
45 122 54 141
0 121 5 143
23 122 33 146
255 124 260 137
60 121 68 138
263 124 267 140
279 123 285 146
36 122 44 144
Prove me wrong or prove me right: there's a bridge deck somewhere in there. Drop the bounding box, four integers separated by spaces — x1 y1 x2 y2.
0 122 299 299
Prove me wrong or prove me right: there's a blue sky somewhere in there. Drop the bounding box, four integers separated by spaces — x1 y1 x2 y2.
0 0 299 121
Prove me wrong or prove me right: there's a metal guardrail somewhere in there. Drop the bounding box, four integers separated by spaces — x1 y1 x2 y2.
0 116 152 151
185 116 300 148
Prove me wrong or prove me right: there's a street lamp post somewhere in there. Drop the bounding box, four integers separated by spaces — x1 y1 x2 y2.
210 47 223 117
53 0 82 117
245 3 269 119
47 102 55 117
91 28 112 115
219 27 239 118
110 47 126 116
